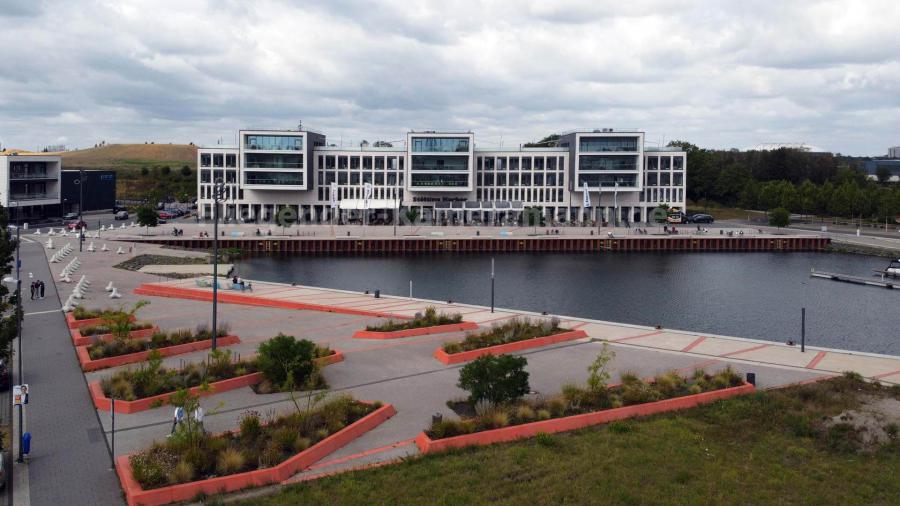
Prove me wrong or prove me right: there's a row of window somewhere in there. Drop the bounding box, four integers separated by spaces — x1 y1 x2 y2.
577 174 639 188
200 153 237 168
478 172 563 187
410 155 468 172
641 187 683 203
478 156 563 171
316 186 402 202
410 137 469 153
646 156 684 170
244 135 303 151
319 155 402 171
199 169 237 184
476 187 564 203
578 155 638 172
646 173 684 186
319 171 402 186
579 137 639 152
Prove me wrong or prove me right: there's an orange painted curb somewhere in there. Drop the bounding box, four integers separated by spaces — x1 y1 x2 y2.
116 402 397 506
353 321 479 340
433 329 589 364
71 326 159 347
417 382 755 453
66 312 135 330
133 283 410 319
90 351 342 413
76 335 242 372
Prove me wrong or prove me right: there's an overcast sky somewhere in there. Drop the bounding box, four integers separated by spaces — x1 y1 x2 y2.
1 0 899 155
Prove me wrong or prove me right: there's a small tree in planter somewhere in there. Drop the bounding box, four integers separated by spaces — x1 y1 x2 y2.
257 333 319 390
769 207 790 228
101 300 149 342
458 355 530 405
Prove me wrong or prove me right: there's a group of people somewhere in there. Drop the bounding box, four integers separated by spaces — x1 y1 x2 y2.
30 280 46 299
231 275 252 291
198 231 210 238
171 228 185 236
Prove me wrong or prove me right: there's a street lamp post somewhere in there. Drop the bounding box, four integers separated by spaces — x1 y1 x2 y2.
77 169 85 252
490 257 495 313
211 179 225 350
4 208 24 463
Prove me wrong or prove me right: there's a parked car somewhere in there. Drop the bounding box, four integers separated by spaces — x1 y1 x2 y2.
66 220 88 230
158 211 175 219
63 212 79 221
690 213 715 224
114 210 129 220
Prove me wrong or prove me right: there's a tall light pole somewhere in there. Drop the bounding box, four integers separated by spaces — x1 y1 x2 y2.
490 257 495 313
75 170 84 251
211 179 225 350
4 206 24 463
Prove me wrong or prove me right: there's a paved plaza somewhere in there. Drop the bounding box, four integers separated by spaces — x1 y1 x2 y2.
12 229 900 504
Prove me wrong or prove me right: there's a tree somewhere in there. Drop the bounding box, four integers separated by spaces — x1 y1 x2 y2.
404 207 419 225
457 355 530 405
0 205 18 359
140 166 150 176
101 300 149 341
769 207 790 228
180 165 192 177
876 166 892 184
136 205 158 229
257 334 318 389
161 166 171 176
523 134 560 148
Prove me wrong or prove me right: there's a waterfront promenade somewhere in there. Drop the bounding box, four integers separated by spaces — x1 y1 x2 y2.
15 233 900 504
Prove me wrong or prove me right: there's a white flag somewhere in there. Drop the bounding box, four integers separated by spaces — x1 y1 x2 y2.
330 182 338 209
582 182 591 208
363 182 373 208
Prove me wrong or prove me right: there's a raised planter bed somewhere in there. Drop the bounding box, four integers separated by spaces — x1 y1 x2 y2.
116 401 397 506
76 335 241 372
353 321 479 340
90 350 344 413
71 326 160 347
66 312 134 330
433 329 588 364
416 382 755 453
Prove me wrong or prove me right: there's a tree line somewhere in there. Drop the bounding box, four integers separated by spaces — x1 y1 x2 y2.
669 141 900 222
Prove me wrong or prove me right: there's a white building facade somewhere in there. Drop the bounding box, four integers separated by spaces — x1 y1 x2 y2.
197 129 686 225
0 154 62 221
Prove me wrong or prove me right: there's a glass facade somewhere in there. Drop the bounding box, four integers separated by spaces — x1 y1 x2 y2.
410 173 469 187
244 135 303 151
411 137 469 152
411 155 468 171
579 137 639 152
244 171 303 185
245 153 303 169
578 174 638 187
579 155 638 171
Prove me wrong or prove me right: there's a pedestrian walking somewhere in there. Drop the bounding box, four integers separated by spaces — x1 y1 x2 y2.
39 280 45 299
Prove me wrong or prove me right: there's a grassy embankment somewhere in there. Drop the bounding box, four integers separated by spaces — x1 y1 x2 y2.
58 144 197 201
241 375 899 505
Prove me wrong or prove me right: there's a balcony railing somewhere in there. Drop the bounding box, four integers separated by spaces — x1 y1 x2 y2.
10 193 59 201
10 172 55 180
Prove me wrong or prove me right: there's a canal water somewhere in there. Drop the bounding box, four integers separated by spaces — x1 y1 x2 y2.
236 252 899 355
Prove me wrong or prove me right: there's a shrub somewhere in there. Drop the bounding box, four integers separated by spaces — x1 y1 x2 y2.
366 306 463 332
216 448 246 474
168 461 195 484
457 355 530 405
239 411 262 442
130 446 178 489
444 317 568 353
515 405 535 422
257 334 318 389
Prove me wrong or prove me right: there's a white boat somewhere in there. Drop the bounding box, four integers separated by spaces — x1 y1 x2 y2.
886 259 900 277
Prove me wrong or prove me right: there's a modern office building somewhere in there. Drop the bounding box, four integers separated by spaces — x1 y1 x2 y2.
61 170 117 214
888 146 900 159
0 153 62 221
197 128 686 225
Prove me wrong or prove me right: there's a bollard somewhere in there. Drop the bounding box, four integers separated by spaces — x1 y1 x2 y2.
22 432 31 457
432 413 443 425
746 372 756 386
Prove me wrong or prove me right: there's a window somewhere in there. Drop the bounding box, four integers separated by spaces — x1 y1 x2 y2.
350 172 360 185
579 136 638 152
510 173 519 186
325 156 336 170
509 158 519 171
534 157 544 170
547 157 557 170
497 173 506 186
387 157 397 171
338 156 348 169
521 173 531 186
661 172 671 186
545 173 555 186
244 135 302 151
410 137 469 152
200 170 211 183
522 158 531 170
225 170 236 183
674 156 684 170
375 172 384 185
409 173 469 187
534 173 543 186
484 172 494 185
662 157 671 170
411 156 468 171
497 157 506 170
375 157 384 170
647 156 658 170
577 174 638 188
484 157 494 170
200 154 211 167
213 154 223 167
350 157 360 170
647 172 658 186
244 172 303 185
674 173 683 186
226 154 237 168
245 153 302 169
579 155 638 171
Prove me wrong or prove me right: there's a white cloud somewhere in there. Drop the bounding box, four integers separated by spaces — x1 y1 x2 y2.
0 0 898 155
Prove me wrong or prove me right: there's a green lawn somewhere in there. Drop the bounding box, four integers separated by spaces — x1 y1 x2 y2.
241 376 899 505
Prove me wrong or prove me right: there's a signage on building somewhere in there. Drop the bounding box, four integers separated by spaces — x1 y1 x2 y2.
330 182 338 209
582 183 591 208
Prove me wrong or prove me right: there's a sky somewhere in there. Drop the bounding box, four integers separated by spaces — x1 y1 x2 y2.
1 0 899 156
